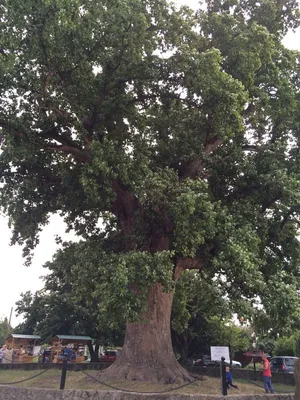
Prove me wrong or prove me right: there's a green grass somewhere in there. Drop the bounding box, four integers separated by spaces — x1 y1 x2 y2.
0 369 295 394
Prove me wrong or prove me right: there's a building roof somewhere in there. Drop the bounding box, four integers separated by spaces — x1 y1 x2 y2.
54 335 93 342
7 334 41 340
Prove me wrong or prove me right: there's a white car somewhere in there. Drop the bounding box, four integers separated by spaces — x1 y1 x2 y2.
226 359 242 368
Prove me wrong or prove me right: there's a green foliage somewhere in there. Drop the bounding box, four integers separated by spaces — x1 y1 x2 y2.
271 331 300 357
256 337 276 355
171 271 233 361
294 332 300 357
0 318 13 345
1 0 300 330
274 336 296 356
15 240 174 342
208 317 252 359
172 271 229 335
14 245 128 347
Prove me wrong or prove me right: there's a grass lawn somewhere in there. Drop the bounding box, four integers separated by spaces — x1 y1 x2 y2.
0 369 295 395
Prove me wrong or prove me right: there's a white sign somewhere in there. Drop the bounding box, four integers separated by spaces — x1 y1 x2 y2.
210 346 230 361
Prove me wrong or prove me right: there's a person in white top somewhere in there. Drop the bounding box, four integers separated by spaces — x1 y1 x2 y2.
0 345 5 363
2 346 13 364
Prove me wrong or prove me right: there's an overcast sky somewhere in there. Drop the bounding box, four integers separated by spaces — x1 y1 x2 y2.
0 0 300 327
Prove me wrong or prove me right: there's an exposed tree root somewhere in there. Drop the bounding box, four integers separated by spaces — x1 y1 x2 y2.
100 359 193 384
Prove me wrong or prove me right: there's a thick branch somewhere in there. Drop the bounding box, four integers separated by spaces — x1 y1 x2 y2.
242 145 258 151
176 256 205 271
111 180 140 230
179 138 222 180
43 126 79 148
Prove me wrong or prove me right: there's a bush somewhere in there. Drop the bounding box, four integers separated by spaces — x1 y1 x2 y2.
274 336 295 356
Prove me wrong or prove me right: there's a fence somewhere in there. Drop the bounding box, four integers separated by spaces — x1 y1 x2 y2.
0 356 296 396
187 365 296 385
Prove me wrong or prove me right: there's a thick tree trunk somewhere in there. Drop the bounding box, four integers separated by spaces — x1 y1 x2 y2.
101 283 193 384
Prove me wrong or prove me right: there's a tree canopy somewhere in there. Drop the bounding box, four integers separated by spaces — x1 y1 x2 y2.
1 0 300 383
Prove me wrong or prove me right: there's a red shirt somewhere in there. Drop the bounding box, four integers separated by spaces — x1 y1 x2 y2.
263 359 272 377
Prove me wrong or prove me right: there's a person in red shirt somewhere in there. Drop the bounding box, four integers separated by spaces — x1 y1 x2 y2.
261 352 274 394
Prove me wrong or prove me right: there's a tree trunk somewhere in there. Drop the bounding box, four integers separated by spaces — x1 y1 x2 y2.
101 283 193 384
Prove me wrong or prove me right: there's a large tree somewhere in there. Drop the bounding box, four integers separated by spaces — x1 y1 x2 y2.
1 0 300 383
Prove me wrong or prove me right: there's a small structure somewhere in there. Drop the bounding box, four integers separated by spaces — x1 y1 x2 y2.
5 334 41 363
51 335 93 363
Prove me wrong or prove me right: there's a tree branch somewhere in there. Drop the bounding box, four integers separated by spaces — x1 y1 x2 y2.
179 137 222 180
176 256 205 271
42 126 78 147
111 180 140 230
242 145 258 151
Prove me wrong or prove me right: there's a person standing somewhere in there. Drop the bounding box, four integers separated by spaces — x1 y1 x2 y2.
2 346 13 364
0 346 4 363
262 352 274 394
64 346 72 361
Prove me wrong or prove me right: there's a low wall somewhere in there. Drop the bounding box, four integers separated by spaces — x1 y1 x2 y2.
0 386 295 400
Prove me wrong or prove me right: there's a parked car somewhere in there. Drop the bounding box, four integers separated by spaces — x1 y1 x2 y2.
193 355 242 368
270 356 297 374
193 355 212 367
100 350 120 363
227 360 242 368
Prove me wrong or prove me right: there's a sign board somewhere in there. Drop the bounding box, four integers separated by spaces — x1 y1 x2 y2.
210 346 230 361
33 346 41 356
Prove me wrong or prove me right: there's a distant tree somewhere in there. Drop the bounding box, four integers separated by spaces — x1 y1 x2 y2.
209 317 252 361
15 246 126 361
252 289 300 339
171 271 230 363
256 336 276 355
294 332 300 357
274 336 296 356
0 318 13 345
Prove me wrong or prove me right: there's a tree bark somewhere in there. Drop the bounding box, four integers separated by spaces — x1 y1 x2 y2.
101 283 193 384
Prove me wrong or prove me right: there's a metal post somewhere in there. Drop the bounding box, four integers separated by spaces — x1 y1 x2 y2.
220 356 227 396
60 358 68 390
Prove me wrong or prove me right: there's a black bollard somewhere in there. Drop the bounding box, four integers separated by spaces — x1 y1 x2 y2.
220 357 227 396
60 358 68 390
